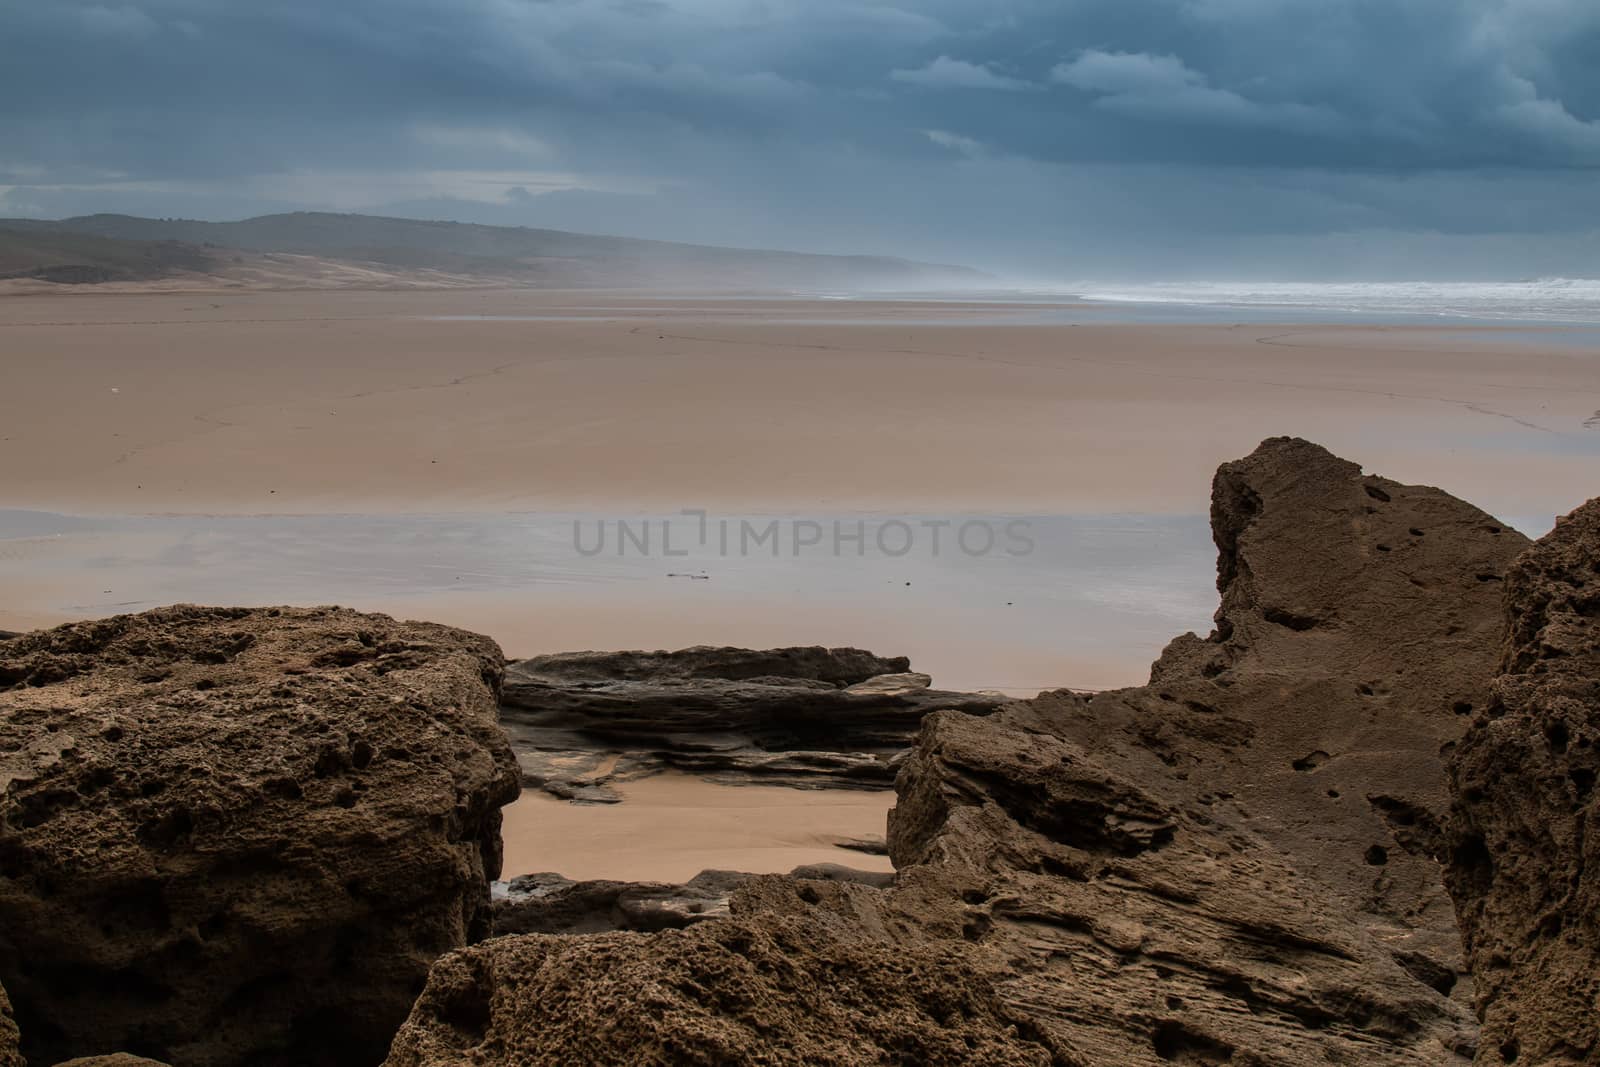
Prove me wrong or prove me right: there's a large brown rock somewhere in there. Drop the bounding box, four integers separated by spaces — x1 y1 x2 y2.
1060 437 1528 967
0 606 521 1067
877 437 1529 1063
385 876 1073 1067
1446 499 1600 1065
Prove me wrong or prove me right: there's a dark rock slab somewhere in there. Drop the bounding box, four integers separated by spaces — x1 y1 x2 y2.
0 606 522 1067
1446 498 1600 1066
833 835 889 856
491 865 894 936
491 869 740 936
500 644 1007 797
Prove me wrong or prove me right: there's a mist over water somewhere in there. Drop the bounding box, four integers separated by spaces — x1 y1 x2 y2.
1055 279 1600 326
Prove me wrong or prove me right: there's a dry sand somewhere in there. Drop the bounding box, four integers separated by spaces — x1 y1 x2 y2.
1 289 1594 520
499 773 895 883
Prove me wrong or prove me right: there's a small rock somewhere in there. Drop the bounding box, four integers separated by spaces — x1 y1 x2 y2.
843 672 932 697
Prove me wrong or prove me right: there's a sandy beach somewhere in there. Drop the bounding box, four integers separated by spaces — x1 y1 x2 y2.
3 288 1595 882
0 289 1594 520
499 773 895 883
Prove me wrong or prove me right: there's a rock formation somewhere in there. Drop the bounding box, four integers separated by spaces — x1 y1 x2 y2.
387 438 1526 1064
0 983 20 1067
875 437 1528 1063
386 876 1073 1067
500 646 1006 799
491 869 746 936
1049 437 1528 979
1446 498 1600 1066
0 606 521 1067
490 864 893 937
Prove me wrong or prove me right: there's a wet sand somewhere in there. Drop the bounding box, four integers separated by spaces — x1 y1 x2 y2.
0 509 1216 693
498 773 895 883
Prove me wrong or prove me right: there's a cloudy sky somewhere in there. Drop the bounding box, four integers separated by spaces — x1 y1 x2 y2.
4 0 1600 277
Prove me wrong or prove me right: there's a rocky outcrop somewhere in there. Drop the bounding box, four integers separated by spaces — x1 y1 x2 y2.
500 645 1006 799
0 606 521 1067
490 869 746 936
1046 436 1529 977
1446 499 1600 1066
0 983 20 1067
386 438 1522 1064
875 438 1528 1063
385 876 1074 1067
890 704 1477 1064
490 864 894 938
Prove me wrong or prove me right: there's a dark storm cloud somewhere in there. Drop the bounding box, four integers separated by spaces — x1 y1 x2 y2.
3 0 1599 274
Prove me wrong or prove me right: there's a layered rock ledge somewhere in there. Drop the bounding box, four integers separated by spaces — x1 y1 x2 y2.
500 645 1007 799
1446 497 1600 1066
0 606 521 1067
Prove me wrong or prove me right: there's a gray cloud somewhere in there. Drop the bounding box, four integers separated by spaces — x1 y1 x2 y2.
891 56 1033 91
2 0 1599 276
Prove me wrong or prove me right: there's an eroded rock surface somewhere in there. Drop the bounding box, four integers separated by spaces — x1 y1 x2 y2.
875 438 1528 1062
1446 498 1600 1066
386 876 1074 1067
1050 436 1528 978
389 439 1519 1065
500 645 1006 798
0 606 521 1067
0 983 20 1067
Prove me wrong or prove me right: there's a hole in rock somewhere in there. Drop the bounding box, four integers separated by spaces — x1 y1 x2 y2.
1263 608 1319 631
1364 844 1389 866
1152 1020 1235 1063
1292 751 1330 772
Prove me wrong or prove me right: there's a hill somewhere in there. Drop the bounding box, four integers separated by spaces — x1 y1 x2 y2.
0 228 216 284
0 212 986 290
